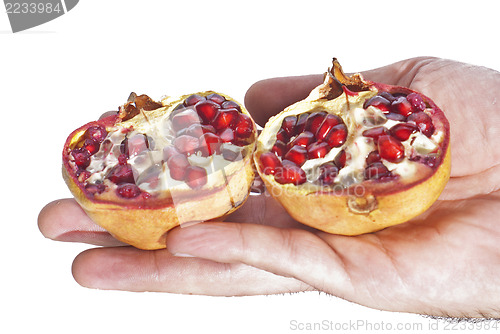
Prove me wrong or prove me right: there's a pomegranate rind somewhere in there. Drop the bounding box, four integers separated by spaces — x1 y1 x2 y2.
254 62 451 235
63 92 256 250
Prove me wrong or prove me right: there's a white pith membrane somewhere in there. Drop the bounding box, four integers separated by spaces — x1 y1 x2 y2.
68 98 253 203
259 89 445 192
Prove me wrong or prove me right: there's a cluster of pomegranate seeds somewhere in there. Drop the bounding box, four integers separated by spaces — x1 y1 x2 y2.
260 90 439 187
69 93 254 198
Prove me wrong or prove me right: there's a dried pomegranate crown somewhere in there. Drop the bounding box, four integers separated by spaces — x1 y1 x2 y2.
255 58 451 235
63 91 256 249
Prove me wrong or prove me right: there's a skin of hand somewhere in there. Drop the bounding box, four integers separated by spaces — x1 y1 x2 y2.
39 57 500 318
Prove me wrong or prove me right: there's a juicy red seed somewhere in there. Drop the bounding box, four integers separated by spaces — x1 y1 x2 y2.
211 108 239 130
294 113 308 134
271 140 287 157
324 124 347 148
362 126 389 142
276 128 288 142
77 170 91 182
195 100 221 123
281 116 297 137
107 164 135 184
85 183 106 195
85 125 107 143
163 146 180 161
185 166 208 189
71 148 91 168
235 114 253 139
408 112 435 137
363 95 391 112
304 111 327 134
291 131 314 147
218 128 235 143
184 94 206 107
378 135 405 163
173 135 200 155
198 133 222 156
391 96 413 117
366 151 381 165
378 92 396 103
206 93 226 105
364 162 390 180
171 109 202 131
167 154 190 180
317 163 339 186
335 150 347 168
389 123 418 141
307 142 330 159
316 114 342 141
116 183 142 199
82 138 100 155
385 112 407 121
259 152 282 175
406 92 426 112
274 164 307 185
118 153 128 165
126 134 149 157
284 145 308 166
222 147 241 161
221 100 241 111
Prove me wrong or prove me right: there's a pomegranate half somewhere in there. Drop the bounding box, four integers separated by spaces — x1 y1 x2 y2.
255 59 451 235
63 92 256 249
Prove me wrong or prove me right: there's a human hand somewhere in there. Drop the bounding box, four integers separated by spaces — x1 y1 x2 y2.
39 57 500 318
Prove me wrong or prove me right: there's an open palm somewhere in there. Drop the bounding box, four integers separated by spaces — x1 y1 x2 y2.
39 57 500 318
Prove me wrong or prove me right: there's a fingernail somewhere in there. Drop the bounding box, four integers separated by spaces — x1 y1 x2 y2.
172 252 195 258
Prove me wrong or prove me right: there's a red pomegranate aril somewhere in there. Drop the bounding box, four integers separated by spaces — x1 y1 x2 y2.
316 114 342 141
218 128 235 143
324 124 347 148
385 112 407 121
185 166 208 189
167 154 190 180
271 140 287 157
391 96 413 117
85 182 106 195
317 163 339 186
304 111 327 134
235 114 253 139
206 93 225 105
364 162 390 180
379 91 396 103
118 153 128 165
274 164 307 185
173 135 200 155
365 151 381 165
198 132 222 156
307 141 330 159
162 146 179 161
126 134 149 157
406 92 426 112
195 100 220 124
221 100 241 111
335 149 347 168
82 138 100 155
184 94 206 107
107 164 135 184
71 148 91 169
171 109 202 132
284 145 308 166
363 95 391 112
390 123 418 141
77 170 91 183
408 112 435 137
276 128 288 142
295 113 308 134
85 125 107 143
211 108 239 130
260 152 282 175
291 131 315 147
281 116 297 137
362 126 389 142
116 183 142 199
378 135 405 163
222 147 241 161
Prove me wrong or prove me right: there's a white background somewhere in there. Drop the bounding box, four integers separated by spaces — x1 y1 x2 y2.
1 1 499 333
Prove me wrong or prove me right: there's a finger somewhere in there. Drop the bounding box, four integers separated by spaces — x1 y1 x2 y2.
72 246 313 295
243 57 437 126
38 199 125 247
165 223 355 298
